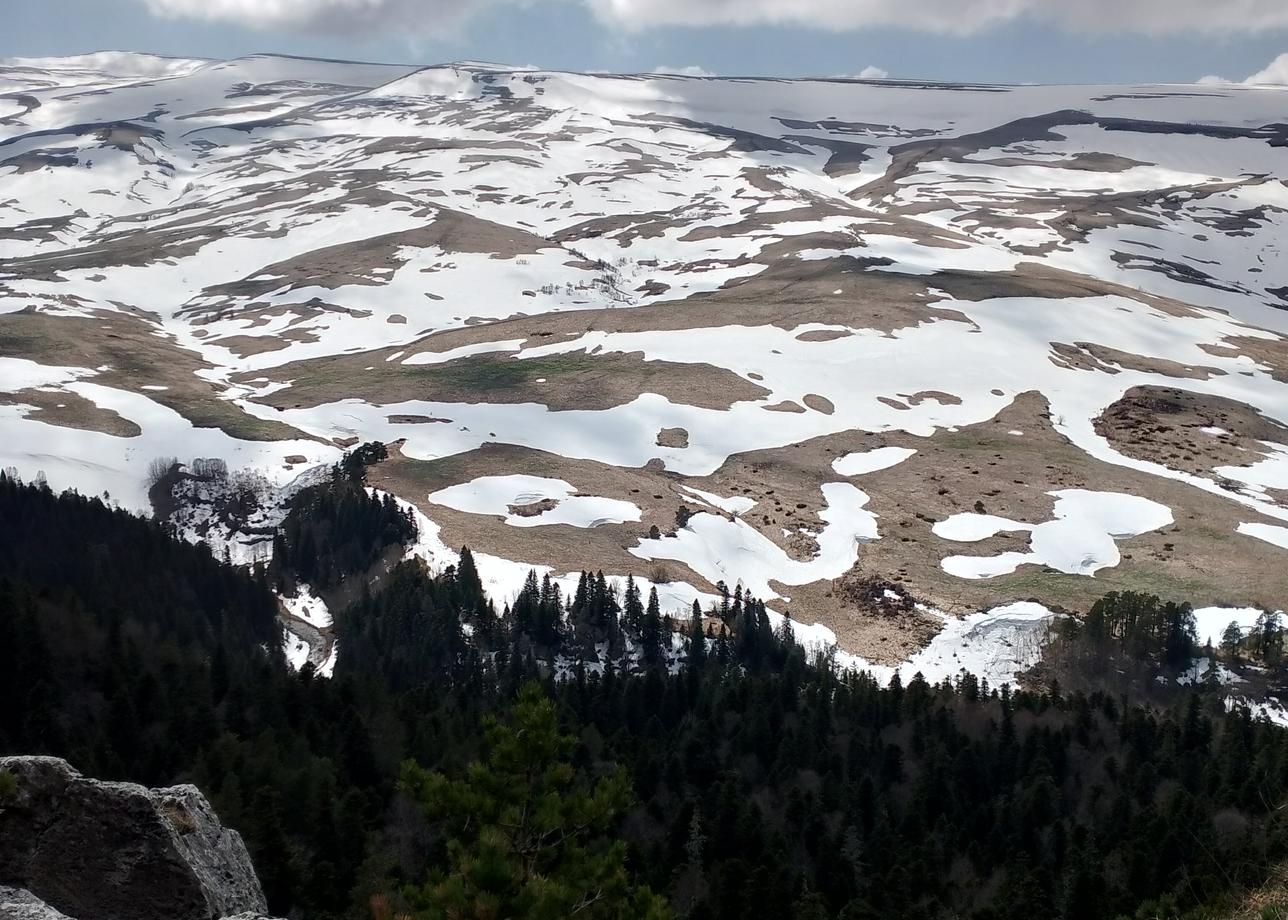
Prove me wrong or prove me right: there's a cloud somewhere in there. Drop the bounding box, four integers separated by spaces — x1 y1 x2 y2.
1196 74 1230 84
1199 53 1288 86
651 64 715 76
138 0 485 34
1245 52 1288 84
856 64 888 79
132 0 1288 40
585 0 1288 35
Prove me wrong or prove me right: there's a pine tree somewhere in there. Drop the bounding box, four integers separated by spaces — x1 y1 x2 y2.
642 588 663 666
623 576 644 634
1221 621 1244 665
399 684 671 920
687 600 706 668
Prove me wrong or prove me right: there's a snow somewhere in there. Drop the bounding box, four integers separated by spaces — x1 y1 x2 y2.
787 600 1059 689
403 339 527 366
1238 522 1288 550
680 486 756 514
1217 443 1288 497
831 446 917 476
1193 605 1274 646
282 626 311 671
1230 696 1288 728
0 358 95 391
317 642 338 678
281 584 332 629
4 61 1287 527
0 382 337 512
5 55 1288 681
936 489 1174 579
631 482 878 599
428 474 641 528
1177 657 1244 686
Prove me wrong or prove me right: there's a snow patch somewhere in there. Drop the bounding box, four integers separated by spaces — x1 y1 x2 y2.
428 474 641 528
831 446 917 476
936 489 1173 579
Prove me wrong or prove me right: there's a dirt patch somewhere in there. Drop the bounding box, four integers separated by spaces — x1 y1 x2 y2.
903 390 963 407
0 388 142 437
656 427 689 448
1203 335 1288 384
1051 341 1225 379
802 394 835 414
796 329 852 342
508 497 558 517
388 414 453 424
1095 385 1288 483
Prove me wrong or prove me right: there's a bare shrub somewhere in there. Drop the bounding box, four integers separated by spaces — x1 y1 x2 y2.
146 456 179 489
190 457 228 481
648 563 672 585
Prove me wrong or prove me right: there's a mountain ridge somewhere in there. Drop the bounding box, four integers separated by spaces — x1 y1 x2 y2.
2 52 1287 679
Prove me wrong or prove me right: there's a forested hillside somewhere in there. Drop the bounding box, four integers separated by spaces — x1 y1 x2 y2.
3 474 1288 920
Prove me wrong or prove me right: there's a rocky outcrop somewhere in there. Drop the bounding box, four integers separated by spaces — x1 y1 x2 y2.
0 756 269 920
0 885 77 920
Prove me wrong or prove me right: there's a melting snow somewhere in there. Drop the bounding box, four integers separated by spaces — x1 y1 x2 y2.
1192 605 1271 646
631 482 878 599
831 446 917 476
680 486 756 514
428 474 641 528
281 583 332 629
1238 521 1288 550
935 489 1173 579
282 627 311 671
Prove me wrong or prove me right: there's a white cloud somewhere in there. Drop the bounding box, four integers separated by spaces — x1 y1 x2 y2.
585 0 1288 35
1196 74 1230 84
832 64 889 79
651 64 715 76
1245 52 1288 84
132 0 1288 39
1201 53 1288 86
139 0 484 34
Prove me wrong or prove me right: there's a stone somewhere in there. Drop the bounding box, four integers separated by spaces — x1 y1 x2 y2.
0 756 268 920
0 886 77 920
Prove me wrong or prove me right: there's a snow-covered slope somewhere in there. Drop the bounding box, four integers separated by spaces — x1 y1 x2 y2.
3 53 1288 672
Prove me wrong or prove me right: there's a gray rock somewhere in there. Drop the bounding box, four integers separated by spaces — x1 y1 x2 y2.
0 886 77 920
0 756 269 920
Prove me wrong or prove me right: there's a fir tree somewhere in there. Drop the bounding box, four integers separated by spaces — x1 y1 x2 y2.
399 684 671 920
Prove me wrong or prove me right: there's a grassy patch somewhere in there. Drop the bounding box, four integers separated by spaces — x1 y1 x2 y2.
158 392 307 443
416 354 608 392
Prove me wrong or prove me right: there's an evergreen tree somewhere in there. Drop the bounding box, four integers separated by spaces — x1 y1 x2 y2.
399 685 670 920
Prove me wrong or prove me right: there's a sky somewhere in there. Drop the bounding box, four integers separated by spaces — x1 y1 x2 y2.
5 0 1288 85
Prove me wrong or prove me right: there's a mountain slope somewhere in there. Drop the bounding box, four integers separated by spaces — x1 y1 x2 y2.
2 53 1287 668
